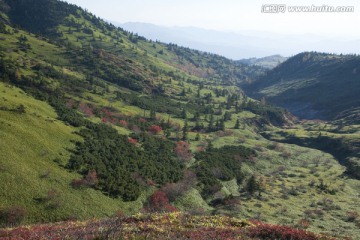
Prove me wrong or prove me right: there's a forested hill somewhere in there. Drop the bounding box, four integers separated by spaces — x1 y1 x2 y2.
242 52 360 120
2 0 264 90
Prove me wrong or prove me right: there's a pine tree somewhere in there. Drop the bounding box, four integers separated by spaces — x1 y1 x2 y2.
207 114 214 132
207 140 214 151
234 119 240 129
219 119 225 131
246 175 260 195
165 128 171 138
181 88 186 96
226 95 232 109
181 109 187 119
195 133 200 141
215 119 220 130
224 111 232 121
193 118 201 131
150 109 156 120
182 120 188 141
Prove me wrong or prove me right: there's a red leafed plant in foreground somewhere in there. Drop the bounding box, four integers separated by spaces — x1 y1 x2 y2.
0 213 335 240
146 190 178 213
247 221 334 240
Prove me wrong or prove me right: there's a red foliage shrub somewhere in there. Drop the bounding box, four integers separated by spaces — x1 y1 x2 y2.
164 204 178 212
101 108 112 117
78 102 94 117
147 191 177 212
148 125 162 134
119 120 127 127
128 137 138 145
148 191 168 211
247 222 320 240
174 141 192 162
101 117 108 123
110 118 117 125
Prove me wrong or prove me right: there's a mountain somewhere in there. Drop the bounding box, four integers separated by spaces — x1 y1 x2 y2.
119 22 360 59
1 0 360 238
242 52 360 120
237 55 288 69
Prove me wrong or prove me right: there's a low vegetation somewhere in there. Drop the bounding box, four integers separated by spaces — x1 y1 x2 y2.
0 0 360 239
0 212 334 240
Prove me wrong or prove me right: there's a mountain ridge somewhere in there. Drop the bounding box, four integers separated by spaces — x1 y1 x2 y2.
242 51 360 120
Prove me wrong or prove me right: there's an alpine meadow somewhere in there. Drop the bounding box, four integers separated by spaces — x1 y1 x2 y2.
0 0 360 239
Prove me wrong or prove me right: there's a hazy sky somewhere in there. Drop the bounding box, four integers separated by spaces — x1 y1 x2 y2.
64 0 359 38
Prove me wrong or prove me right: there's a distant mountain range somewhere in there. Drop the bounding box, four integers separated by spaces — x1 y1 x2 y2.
119 22 360 59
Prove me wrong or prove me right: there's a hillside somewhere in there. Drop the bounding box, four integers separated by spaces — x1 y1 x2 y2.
0 0 360 239
242 52 360 120
237 55 288 69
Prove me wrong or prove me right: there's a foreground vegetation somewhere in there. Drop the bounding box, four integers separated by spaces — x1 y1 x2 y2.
0 212 334 240
0 0 360 239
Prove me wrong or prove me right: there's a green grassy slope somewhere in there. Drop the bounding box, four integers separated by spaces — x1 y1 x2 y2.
242 52 360 120
0 82 147 223
0 1 359 239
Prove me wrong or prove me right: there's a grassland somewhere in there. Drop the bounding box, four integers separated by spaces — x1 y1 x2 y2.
0 82 148 223
0 1 360 239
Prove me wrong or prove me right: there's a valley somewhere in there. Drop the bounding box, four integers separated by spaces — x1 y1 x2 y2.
0 0 360 239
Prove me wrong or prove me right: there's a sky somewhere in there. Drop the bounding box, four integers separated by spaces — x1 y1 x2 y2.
63 0 359 38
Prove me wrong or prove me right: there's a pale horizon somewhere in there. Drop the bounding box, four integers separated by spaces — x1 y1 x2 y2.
63 0 360 39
